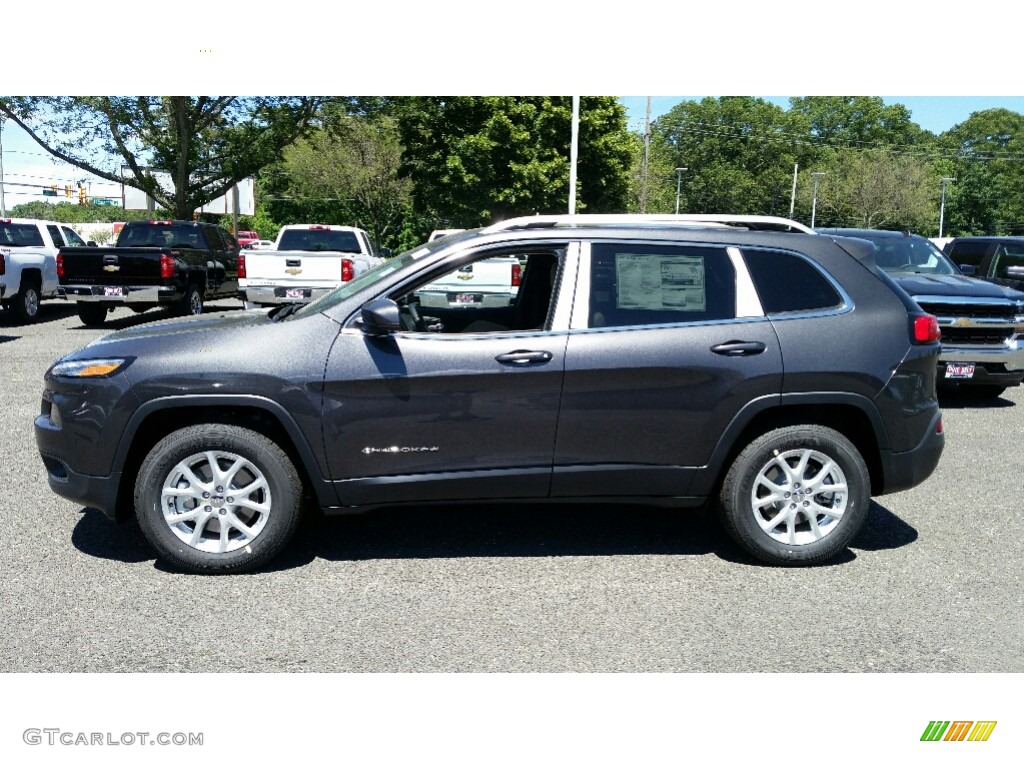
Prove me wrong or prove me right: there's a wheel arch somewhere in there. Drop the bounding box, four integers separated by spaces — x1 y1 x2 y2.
693 393 888 499
112 396 333 522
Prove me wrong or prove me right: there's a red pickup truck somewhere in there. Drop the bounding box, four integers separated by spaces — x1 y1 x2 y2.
235 230 260 248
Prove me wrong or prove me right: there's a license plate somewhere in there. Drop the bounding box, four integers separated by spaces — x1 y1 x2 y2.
103 287 125 297
454 293 477 304
285 288 305 299
945 363 976 379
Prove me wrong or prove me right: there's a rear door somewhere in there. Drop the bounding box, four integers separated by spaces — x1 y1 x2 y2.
551 240 783 498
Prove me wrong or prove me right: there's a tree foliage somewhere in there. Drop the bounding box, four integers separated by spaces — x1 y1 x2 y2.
395 97 633 228
0 97 322 219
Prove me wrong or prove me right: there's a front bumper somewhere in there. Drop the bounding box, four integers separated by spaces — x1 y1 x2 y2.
36 446 121 521
938 344 1024 387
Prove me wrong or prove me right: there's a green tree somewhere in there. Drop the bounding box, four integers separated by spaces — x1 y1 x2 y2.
939 109 1024 234
395 96 633 227
648 97 818 216
0 97 323 220
277 115 412 248
788 96 934 147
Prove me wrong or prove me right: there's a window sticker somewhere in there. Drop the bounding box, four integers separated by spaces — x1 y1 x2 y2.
615 253 706 311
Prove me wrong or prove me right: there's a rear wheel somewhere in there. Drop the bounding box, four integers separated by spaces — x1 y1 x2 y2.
177 284 203 317
76 303 109 327
11 280 41 323
134 424 303 573
719 425 870 566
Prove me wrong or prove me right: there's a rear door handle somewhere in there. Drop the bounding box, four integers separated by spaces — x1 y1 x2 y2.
495 350 553 365
710 341 767 356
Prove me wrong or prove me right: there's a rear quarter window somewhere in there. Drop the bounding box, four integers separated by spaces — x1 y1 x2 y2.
743 249 842 314
946 240 990 267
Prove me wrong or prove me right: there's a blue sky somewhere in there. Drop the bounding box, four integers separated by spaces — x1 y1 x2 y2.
618 96 1024 135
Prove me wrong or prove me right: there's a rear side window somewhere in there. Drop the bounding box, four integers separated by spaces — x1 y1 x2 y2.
743 249 842 314
47 225 66 247
204 226 225 250
0 223 45 247
946 239 990 267
589 242 735 328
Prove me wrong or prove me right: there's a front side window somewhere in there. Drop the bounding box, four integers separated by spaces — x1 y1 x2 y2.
62 227 87 247
588 242 735 328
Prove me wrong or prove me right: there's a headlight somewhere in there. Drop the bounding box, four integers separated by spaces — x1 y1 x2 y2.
50 358 130 378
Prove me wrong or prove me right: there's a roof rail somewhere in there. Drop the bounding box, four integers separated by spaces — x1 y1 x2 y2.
481 213 816 235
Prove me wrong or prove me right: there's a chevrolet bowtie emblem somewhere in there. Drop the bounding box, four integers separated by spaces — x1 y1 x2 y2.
103 265 120 272
457 273 473 280
285 268 302 275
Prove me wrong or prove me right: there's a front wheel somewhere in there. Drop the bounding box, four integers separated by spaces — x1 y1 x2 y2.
134 424 303 573
719 425 870 566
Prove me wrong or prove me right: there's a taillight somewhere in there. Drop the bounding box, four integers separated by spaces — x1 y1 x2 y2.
149 220 173 226
341 259 354 282
511 262 522 287
55 254 63 278
238 253 246 279
913 314 941 344
160 254 175 279
936 417 944 435
0 252 6 276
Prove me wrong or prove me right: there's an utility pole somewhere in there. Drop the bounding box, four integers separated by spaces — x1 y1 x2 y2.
568 96 580 214
0 119 7 217
640 97 651 213
810 172 825 229
789 163 798 217
939 177 956 238
674 167 687 215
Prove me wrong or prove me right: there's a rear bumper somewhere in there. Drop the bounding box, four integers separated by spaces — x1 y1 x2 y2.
878 409 945 495
62 285 178 305
237 285 333 305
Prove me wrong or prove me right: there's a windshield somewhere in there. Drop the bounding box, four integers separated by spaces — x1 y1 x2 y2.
860 235 960 276
293 249 428 318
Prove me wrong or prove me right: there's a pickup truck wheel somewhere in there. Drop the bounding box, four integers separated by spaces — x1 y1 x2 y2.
76 303 109 327
11 282 41 323
177 284 203 317
719 425 870 566
134 424 303 574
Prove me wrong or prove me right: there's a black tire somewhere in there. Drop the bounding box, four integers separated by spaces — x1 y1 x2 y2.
968 385 1006 399
134 424 303 574
177 284 203 317
11 280 41 323
719 425 870 566
76 302 109 327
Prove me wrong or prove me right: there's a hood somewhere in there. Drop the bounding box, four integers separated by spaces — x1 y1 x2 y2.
890 272 1024 303
83 308 270 351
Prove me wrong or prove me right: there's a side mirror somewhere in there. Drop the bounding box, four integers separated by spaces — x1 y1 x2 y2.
357 298 401 336
86 240 97 247
1005 265 1024 279
958 264 976 276
379 247 392 259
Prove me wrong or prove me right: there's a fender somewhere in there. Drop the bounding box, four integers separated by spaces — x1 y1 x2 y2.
688 391 889 496
112 393 337 508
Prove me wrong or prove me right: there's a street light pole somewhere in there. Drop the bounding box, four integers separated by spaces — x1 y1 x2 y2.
674 167 687 214
810 172 825 229
939 177 956 238
0 119 7 217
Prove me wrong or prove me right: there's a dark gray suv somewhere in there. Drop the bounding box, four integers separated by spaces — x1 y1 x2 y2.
35 215 945 572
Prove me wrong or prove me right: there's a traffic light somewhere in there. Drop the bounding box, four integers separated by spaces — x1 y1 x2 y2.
65 184 72 198
78 185 87 205
49 184 58 196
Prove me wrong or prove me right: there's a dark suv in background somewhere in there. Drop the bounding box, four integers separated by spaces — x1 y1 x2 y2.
36 215 945 573
818 228 1024 399
943 236 1024 292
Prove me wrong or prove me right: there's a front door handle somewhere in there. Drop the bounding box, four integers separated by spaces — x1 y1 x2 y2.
710 340 767 356
495 350 553 365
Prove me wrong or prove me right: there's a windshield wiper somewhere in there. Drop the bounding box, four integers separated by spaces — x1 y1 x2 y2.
270 303 302 322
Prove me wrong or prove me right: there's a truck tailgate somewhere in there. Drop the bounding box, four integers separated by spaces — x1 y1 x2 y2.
243 250 354 286
59 247 167 285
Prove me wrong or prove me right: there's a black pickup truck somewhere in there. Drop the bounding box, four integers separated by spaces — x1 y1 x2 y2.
58 220 241 326
943 236 1024 292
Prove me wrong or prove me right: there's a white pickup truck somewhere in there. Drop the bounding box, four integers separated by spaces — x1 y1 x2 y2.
238 224 386 308
0 217 93 322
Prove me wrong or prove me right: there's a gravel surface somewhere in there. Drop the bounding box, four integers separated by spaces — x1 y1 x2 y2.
1 298 1022 672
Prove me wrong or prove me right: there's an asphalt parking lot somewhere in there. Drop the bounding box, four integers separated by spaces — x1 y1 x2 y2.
1 297 1022 673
